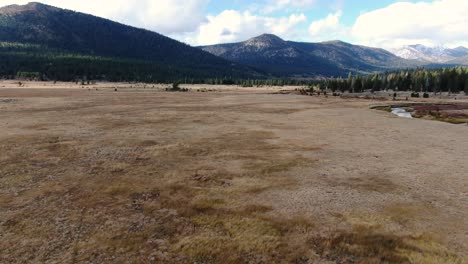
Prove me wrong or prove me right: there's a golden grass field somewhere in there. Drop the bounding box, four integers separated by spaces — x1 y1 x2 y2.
0 82 467 263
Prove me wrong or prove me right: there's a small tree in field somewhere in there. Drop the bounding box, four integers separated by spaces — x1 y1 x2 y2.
464 79 468 95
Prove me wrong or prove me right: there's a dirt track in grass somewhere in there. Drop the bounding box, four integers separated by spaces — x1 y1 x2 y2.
0 83 467 263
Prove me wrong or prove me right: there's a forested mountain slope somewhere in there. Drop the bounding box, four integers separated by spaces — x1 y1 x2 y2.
0 2 262 81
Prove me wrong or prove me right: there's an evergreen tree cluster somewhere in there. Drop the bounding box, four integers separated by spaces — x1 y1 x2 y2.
324 67 468 94
1 39 467 96
180 67 468 96
0 43 257 82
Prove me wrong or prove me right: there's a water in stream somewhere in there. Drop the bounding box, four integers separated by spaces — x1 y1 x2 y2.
391 108 413 118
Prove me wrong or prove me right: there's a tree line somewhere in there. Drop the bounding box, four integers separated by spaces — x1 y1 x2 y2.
1 42 467 95
197 67 468 95
325 67 468 94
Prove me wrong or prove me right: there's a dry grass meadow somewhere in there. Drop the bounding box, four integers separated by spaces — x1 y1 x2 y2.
0 82 467 263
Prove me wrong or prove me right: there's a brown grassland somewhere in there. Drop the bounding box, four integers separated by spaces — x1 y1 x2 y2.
0 82 467 263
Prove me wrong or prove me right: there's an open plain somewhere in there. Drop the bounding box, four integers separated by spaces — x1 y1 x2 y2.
0 82 467 263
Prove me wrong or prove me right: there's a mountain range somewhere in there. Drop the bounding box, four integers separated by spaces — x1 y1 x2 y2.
391 44 468 64
0 2 465 82
200 34 419 78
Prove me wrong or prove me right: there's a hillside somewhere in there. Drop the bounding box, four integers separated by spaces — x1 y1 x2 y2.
200 34 417 78
391 44 468 63
0 2 262 81
202 34 344 77
447 55 468 65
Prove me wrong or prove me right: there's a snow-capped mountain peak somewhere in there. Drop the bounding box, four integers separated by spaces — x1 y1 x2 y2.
390 44 468 63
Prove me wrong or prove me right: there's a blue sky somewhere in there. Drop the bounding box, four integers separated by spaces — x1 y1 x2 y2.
0 0 466 49
202 0 414 42
207 0 420 24
199 0 430 43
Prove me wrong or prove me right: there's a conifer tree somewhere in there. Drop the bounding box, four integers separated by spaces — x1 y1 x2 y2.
464 79 468 95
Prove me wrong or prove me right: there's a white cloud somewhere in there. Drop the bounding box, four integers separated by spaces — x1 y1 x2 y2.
352 0 468 48
3 0 467 49
307 11 349 42
194 11 307 45
115 0 209 34
309 11 341 35
269 13 307 35
0 0 309 45
0 0 209 34
263 0 316 13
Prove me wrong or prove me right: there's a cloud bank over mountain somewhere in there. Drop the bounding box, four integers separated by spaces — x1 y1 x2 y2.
0 0 466 48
